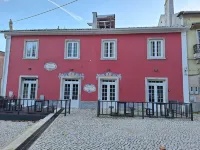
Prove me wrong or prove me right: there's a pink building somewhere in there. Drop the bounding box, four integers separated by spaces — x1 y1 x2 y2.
0 13 189 108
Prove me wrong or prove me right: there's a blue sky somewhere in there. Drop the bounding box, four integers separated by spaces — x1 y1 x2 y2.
0 0 199 51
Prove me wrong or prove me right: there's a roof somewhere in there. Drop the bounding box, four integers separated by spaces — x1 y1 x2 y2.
0 26 189 36
177 11 200 17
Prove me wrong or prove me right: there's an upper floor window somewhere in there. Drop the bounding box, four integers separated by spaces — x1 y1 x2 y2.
24 40 39 59
148 39 165 59
101 39 117 60
65 40 80 59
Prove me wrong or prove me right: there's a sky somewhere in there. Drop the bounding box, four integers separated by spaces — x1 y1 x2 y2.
0 0 199 51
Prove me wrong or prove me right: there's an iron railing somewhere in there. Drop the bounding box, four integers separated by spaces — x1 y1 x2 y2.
0 98 71 116
193 44 200 54
97 101 193 121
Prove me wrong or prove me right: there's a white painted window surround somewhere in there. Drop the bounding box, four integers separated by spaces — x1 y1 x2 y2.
101 39 117 60
65 40 80 59
147 38 165 59
23 40 39 59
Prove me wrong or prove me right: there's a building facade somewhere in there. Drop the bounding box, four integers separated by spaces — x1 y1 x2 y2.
0 26 189 108
158 0 200 102
0 51 5 95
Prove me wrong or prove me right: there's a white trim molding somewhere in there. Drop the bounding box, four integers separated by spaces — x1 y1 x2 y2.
1 35 11 96
181 31 189 103
101 39 117 60
96 72 121 80
58 72 84 79
18 75 39 99
147 38 166 60
145 77 168 103
64 39 80 60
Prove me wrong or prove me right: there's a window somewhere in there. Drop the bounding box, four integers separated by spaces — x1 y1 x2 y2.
197 30 200 44
190 87 194 95
148 39 165 59
65 40 80 59
101 39 117 60
24 40 39 59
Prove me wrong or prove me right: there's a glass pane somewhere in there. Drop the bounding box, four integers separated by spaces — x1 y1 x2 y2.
64 84 70 100
148 86 154 102
23 83 29 99
102 85 107 101
157 41 161 56
30 83 36 99
72 84 78 100
110 42 114 57
73 43 78 57
26 41 37 58
104 42 108 57
110 85 115 101
67 43 72 57
151 41 155 56
157 86 163 103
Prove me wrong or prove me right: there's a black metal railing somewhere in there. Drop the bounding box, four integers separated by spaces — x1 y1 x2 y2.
193 44 200 54
0 98 71 116
97 101 193 121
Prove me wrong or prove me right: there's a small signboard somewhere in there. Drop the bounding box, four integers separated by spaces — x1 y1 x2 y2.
83 84 96 93
44 62 57 71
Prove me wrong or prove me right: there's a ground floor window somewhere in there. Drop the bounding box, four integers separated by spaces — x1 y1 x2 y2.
21 78 37 99
99 79 118 101
146 79 167 103
61 79 80 108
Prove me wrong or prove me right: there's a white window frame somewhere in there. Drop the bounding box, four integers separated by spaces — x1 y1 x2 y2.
65 39 80 60
147 38 165 59
23 40 39 59
18 75 38 99
190 87 194 95
101 39 117 60
97 76 119 101
196 30 200 44
195 87 199 95
145 77 168 103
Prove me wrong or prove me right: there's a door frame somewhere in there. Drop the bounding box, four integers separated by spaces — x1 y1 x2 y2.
18 75 38 99
59 76 81 108
145 77 168 103
97 76 119 101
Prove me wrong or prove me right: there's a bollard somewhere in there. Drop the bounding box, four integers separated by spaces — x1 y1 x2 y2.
160 146 166 150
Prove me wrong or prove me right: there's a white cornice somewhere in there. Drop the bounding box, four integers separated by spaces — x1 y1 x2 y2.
1 27 190 36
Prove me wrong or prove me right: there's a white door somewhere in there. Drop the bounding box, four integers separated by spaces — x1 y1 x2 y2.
63 79 79 108
21 79 37 106
147 80 166 112
100 79 117 108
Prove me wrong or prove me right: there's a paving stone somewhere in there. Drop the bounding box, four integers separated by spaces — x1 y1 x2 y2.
29 109 200 150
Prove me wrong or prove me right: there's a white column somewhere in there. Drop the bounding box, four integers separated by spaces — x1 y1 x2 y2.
92 12 97 29
1 35 11 96
181 32 189 103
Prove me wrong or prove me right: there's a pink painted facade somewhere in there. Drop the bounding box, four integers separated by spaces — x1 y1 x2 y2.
5 32 184 106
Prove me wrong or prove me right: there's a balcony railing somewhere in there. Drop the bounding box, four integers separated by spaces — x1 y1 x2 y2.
194 44 200 59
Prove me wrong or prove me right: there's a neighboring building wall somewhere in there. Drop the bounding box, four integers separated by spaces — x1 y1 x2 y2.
6 33 184 103
182 16 200 101
0 52 5 95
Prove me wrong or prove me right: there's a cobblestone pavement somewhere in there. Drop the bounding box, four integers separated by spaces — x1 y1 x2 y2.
0 121 34 149
29 109 200 150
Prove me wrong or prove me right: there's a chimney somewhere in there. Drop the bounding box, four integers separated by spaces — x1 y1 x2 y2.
165 0 174 26
9 19 13 30
92 12 97 28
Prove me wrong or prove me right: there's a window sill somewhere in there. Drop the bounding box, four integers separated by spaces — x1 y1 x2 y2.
23 58 38 60
101 58 117 60
64 58 80 60
147 57 166 60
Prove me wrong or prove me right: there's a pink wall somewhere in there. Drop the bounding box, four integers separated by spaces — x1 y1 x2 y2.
6 33 183 102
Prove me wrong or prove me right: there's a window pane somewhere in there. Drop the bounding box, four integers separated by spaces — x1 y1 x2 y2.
104 42 109 57
73 43 78 57
157 41 161 56
151 41 155 56
23 83 29 99
26 41 37 58
198 31 200 43
30 83 36 99
110 42 114 57
67 43 72 57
